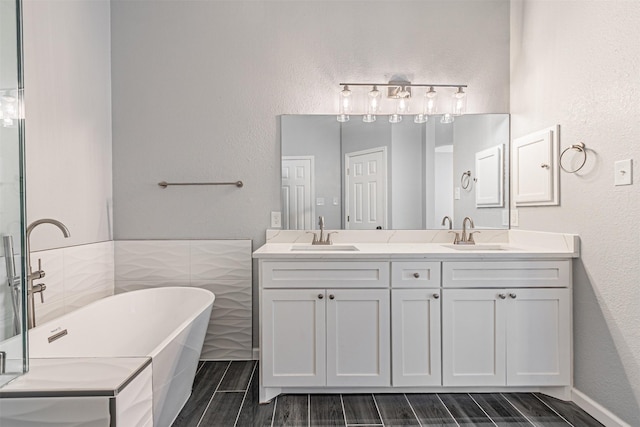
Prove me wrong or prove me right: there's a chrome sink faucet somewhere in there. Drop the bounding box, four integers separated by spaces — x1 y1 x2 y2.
26 218 70 329
459 216 479 245
307 216 336 245
441 216 452 230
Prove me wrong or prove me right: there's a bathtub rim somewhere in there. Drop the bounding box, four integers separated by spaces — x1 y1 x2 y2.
28 286 215 359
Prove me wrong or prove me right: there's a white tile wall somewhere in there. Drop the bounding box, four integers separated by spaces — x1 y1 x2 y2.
0 241 115 337
31 241 115 325
115 240 252 360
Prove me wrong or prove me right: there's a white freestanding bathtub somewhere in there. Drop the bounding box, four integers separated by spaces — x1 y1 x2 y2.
27 287 215 427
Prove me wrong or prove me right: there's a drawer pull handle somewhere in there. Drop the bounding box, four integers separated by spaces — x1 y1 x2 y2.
318 294 324 299
433 293 440 299
498 293 506 299
413 272 420 278
509 293 517 299
329 294 335 300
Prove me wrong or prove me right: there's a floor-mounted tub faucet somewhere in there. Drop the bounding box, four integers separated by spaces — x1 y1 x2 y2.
26 218 70 329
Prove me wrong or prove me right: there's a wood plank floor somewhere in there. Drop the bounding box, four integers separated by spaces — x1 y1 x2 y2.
173 361 603 427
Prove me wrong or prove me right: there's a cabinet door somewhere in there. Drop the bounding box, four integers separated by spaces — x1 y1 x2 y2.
513 126 559 206
506 288 571 386
262 289 326 387
326 289 390 386
442 289 506 386
391 289 441 386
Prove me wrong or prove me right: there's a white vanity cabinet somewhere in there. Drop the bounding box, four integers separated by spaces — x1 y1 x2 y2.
442 261 571 387
390 261 442 386
256 247 575 403
260 261 391 389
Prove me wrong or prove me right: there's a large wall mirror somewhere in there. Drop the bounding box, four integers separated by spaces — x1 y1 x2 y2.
280 114 510 230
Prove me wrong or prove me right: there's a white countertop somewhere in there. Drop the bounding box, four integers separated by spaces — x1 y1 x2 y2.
253 230 579 260
0 357 151 397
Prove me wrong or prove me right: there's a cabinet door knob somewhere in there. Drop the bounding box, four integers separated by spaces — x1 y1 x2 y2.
413 272 420 278
509 293 517 299
498 293 506 299
329 294 335 300
318 294 324 299
433 293 440 299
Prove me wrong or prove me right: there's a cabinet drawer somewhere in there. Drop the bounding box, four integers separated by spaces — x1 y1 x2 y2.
442 260 571 288
261 261 389 288
391 262 441 288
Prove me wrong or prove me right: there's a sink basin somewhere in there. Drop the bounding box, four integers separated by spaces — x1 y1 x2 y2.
290 245 359 252
442 244 507 251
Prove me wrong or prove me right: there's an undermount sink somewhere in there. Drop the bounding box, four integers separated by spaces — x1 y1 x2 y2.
442 244 507 251
290 244 359 252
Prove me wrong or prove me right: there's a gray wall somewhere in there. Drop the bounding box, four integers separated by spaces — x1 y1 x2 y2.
110 0 511 346
281 115 341 229
23 0 112 251
511 0 640 423
391 120 426 229
453 114 509 228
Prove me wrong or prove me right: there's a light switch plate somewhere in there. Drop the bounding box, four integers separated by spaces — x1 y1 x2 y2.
614 159 632 186
454 187 461 200
270 211 281 228
333 197 339 206
316 197 325 206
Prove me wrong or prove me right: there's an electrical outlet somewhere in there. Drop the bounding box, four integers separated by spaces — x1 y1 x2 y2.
270 211 282 228
454 187 461 200
510 209 519 227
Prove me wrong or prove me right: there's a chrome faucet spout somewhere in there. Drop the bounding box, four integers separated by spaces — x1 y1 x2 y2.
25 218 70 329
459 216 475 244
441 216 453 230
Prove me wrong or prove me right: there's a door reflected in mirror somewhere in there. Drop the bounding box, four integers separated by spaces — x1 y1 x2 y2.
280 114 509 230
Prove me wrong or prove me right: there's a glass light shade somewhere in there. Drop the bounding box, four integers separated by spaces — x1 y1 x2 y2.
451 87 467 116
440 113 454 124
425 87 438 115
389 114 403 124
363 86 380 123
337 85 352 122
414 114 428 124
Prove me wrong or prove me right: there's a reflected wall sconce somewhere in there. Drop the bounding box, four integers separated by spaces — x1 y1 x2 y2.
337 81 467 124
0 89 21 128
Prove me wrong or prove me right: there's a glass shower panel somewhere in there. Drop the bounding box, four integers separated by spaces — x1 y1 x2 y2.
0 0 27 387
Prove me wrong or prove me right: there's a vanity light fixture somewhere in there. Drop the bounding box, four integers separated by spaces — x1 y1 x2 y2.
337 81 467 124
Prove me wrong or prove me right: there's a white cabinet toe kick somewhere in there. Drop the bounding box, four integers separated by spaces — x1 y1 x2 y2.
257 259 573 403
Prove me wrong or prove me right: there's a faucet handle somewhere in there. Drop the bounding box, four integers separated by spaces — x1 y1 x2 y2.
448 231 460 244
326 232 337 244
305 231 318 244
468 231 481 244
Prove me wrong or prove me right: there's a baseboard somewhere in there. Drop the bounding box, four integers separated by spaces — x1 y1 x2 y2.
572 388 631 427
253 347 260 360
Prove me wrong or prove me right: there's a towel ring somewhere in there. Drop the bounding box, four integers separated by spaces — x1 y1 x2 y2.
461 170 472 189
560 142 587 173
